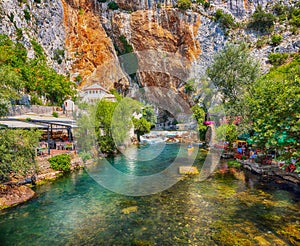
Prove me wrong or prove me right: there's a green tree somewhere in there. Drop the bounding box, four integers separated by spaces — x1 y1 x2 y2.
184 79 195 95
111 97 142 147
215 9 236 29
248 6 275 33
95 99 117 155
75 109 97 153
207 43 260 105
0 129 41 182
244 56 300 158
191 104 207 140
215 123 238 149
0 34 76 108
142 105 157 127
108 1 118 10
132 117 151 142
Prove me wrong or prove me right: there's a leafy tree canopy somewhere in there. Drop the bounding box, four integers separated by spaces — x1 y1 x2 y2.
244 56 300 154
0 129 41 182
207 43 260 106
0 34 76 111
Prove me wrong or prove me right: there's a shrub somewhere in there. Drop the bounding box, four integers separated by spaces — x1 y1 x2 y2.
215 9 236 29
49 154 71 172
256 38 265 49
108 1 119 10
268 52 289 66
23 9 31 21
119 35 133 54
248 6 275 33
177 0 192 10
53 49 65 64
271 34 282 46
16 28 23 41
52 112 58 118
289 8 300 27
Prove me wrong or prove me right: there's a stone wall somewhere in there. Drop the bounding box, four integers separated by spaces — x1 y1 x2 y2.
8 105 55 116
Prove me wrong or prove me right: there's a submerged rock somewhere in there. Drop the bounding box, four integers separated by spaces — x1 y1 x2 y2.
121 206 138 214
179 166 199 175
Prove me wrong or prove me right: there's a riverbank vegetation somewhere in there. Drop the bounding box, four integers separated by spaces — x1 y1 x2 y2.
0 34 76 183
204 42 300 172
76 96 156 156
0 129 41 182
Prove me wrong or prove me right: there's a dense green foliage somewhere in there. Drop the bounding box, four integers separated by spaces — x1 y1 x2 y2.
268 52 289 66
0 34 76 112
177 0 192 10
207 43 260 105
108 1 119 10
95 100 118 154
248 6 275 33
0 129 41 181
244 61 300 158
215 123 238 149
48 154 71 172
272 2 300 28
191 104 207 140
270 34 282 46
111 97 142 146
132 118 151 142
142 105 157 127
207 41 300 164
215 9 236 29
75 111 97 153
77 96 155 155
184 79 195 95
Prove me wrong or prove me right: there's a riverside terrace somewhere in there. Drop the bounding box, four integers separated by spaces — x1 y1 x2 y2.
0 114 78 156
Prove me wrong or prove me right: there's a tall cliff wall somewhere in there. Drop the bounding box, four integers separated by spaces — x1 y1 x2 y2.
0 0 299 94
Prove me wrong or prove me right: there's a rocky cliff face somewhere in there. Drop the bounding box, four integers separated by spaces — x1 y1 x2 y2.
61 0 128 89
0 0 299 94
104 8 201 96
0 0 67 73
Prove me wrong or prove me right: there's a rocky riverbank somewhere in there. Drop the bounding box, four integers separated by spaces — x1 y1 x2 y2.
237 159 300 185
0 154 84 210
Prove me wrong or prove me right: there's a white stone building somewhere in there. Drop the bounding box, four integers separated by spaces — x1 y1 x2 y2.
80 84 116 103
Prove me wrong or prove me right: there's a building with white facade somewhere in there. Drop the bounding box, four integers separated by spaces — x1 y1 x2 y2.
80 84 116 103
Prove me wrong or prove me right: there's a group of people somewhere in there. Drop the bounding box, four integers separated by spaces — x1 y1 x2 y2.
232 141 257 162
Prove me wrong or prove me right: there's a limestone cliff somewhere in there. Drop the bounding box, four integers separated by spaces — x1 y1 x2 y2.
0 0 299 95
62 0 128 89
104 8 201 95
0 0 67 73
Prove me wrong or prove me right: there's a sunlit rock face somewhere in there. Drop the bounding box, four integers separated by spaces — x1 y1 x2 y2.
103 8 201 101
62 0 128 89
0 0 299 94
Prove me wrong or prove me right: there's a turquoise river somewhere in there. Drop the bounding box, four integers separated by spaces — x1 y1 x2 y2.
0 144 299 245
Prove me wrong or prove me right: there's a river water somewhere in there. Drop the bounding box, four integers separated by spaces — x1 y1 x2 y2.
0 144 299 245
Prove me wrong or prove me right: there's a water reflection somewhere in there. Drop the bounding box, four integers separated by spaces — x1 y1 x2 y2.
0 145 299 245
